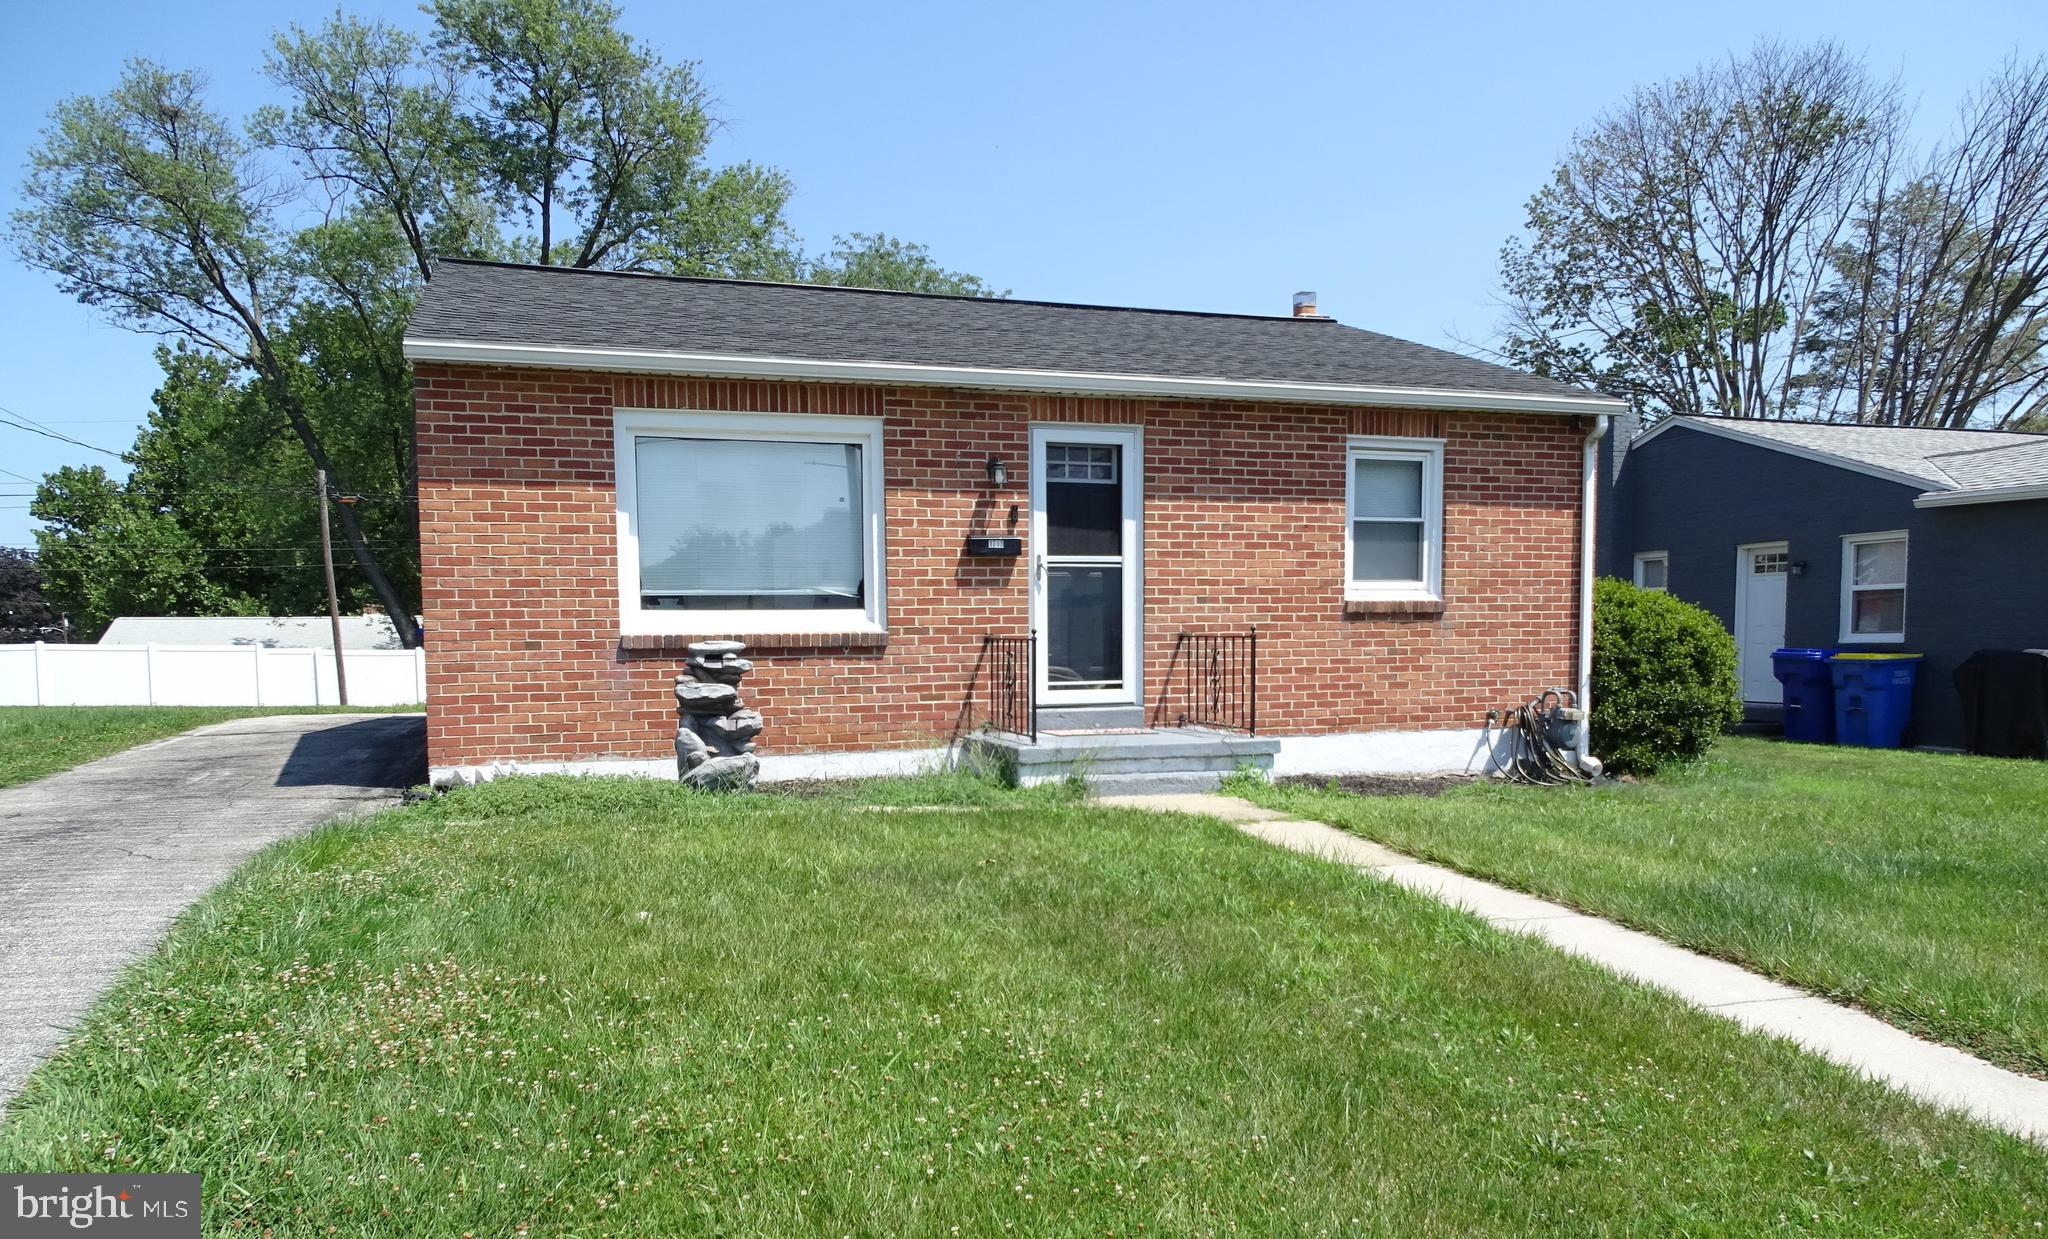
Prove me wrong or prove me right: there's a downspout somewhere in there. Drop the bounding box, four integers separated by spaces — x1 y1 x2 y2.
1577 413 1611 770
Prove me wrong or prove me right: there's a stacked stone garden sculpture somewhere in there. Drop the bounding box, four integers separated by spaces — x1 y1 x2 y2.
674 640 762 790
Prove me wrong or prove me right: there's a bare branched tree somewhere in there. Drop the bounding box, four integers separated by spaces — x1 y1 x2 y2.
1805 57 2048 428
1499 42 1900 422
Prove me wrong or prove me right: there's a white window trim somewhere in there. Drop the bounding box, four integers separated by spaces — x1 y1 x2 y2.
613 408 887 637
1344 435 1445 602
1633 551 1670 591
1838 530 1907 644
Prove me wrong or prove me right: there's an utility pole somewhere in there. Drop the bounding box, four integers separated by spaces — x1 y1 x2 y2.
317 467 349 707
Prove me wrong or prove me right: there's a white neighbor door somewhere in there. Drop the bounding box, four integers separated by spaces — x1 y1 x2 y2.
1029 425 1142 706
1735 542 1789 703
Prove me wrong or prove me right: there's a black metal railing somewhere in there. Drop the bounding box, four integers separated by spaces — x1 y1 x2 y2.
981 631 1037 742
1175 627 1258 734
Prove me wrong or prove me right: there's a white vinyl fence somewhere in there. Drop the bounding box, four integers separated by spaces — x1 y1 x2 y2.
0 642 426 708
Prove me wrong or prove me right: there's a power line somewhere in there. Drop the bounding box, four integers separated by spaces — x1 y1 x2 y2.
0 541 411 552
4 404 68 437
0 402 130 460
0 406 413 502
0 548 414 572
0 484 412 502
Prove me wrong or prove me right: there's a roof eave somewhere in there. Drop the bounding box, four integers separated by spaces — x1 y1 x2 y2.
400 337 1627 417
1914 481 2048 508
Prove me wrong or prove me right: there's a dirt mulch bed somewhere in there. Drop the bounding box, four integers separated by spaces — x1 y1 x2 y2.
1275 773 1478 798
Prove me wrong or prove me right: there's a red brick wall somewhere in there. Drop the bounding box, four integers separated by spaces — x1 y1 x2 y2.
415 363 1585 770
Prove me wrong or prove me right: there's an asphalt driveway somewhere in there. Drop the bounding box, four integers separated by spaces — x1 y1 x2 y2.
0 712 425 1109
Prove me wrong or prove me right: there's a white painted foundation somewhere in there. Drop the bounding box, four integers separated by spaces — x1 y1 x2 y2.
431 745 952 788
430 727 1513 788
1270 728 1513 777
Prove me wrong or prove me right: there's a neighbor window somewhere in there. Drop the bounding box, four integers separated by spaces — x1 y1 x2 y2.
1633 552 1669 592
1345 436 1445 601
1839 531 1906 642
615 410 885 634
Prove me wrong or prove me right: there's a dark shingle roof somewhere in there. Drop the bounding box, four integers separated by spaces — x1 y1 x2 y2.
406 260 1602 404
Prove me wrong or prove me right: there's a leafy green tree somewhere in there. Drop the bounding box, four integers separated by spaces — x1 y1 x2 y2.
261 4 803 279
255 15 484 282
9 62 421 637
810 233 1004 296
30 341 418 635
0 549 67 643
1498 42 1898 421
426 0 799 271
15 6 996 633
30 465 254 638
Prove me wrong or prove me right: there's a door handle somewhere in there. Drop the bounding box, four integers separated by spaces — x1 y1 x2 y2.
1035 554 1044 581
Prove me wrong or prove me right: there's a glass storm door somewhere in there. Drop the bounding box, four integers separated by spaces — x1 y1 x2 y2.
1030 426 1141 705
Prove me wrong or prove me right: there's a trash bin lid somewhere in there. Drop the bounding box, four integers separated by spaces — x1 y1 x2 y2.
1829 652 1923 661
1772 647 1833 659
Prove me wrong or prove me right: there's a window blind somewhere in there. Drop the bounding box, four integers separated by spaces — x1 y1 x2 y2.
635 437 864 599
1350 455 1425 580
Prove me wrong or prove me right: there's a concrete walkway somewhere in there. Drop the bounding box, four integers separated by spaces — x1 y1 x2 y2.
0 713 425 1109
1097 791 2048 1146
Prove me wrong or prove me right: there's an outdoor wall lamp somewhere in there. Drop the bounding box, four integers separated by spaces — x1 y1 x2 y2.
985 456 1009 487
1789 560 1807 576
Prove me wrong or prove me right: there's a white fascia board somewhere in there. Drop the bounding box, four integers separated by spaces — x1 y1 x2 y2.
1914 481 2048 508
1634 417 1944 492
400 336 1629 417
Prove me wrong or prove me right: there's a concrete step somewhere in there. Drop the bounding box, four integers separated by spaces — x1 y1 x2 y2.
1084 770 1233 796
1038 705 1146 730
962 727 1277 788
1017 746 1262 771
1016 755 1259 784
999 733 1277 767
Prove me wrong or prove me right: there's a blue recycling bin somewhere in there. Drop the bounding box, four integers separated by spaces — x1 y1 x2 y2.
1771 648 1836 743
1828 653 1923 748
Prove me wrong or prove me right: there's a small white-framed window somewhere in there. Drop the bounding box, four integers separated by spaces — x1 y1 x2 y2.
1344 435 1445 601
1044 443 1118 483
1839 531 1906 643
614 409 887 636
1633 551 1669 592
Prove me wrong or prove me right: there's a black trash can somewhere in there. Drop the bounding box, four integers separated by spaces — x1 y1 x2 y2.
1953 649 2048 759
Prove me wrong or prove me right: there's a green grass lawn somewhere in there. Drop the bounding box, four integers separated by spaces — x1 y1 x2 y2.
1237 737 2048 1078
0 704 423 788
2 776 2043 1234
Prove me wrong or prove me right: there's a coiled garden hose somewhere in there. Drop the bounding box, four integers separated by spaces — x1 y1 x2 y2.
1483 689 1598 786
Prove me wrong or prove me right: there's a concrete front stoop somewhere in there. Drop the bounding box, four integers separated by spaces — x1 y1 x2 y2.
1093 790 2048 1148
963 727 1278 795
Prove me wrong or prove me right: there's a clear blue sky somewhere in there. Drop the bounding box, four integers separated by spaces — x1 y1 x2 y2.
0 0 2040 548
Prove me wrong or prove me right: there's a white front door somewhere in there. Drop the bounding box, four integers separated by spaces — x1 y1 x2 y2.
1029 425 1141 706
1735 542 1790 703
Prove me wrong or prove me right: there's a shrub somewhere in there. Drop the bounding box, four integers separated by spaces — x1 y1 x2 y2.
1591 577 1742 775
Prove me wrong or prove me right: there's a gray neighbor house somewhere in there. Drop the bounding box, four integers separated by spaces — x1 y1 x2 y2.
1598 414 2048 750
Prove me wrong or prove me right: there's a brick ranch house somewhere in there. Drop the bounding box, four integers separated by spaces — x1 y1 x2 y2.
404 261 1624 787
